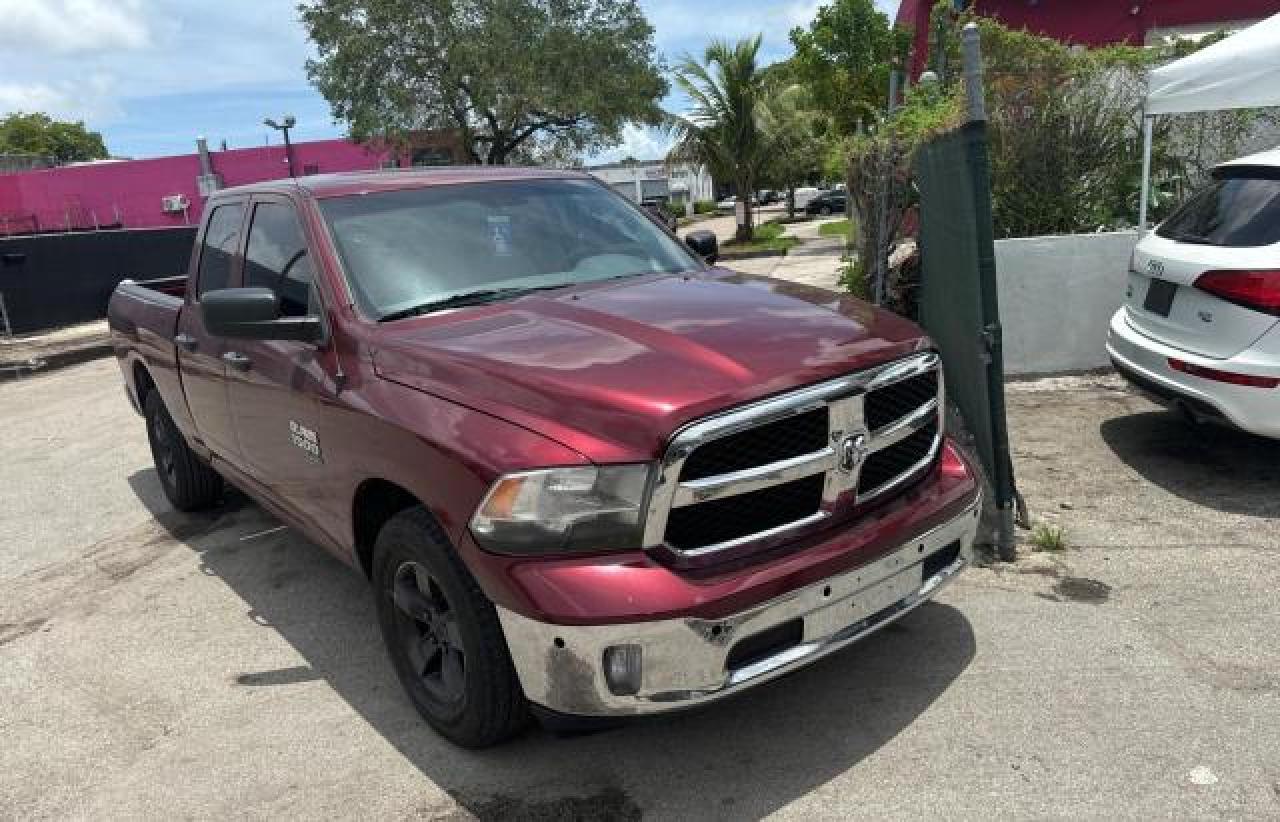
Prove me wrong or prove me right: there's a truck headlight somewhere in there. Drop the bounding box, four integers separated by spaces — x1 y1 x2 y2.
469 465 651 555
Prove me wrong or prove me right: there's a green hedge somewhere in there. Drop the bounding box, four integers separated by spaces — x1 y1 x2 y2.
693 200 717 215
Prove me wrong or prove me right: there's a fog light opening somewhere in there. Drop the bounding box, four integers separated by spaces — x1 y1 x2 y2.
603 644 643 696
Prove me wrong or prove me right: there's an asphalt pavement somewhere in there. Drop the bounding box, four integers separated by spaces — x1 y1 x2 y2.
1 362 1278 820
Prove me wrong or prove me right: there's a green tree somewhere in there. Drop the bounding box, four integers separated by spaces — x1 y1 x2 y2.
666 36 771 242
788 0 910 136
758 83 825 218
0 113 108 165
300 0 668 164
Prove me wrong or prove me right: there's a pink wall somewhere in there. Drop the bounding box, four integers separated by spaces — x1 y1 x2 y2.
0 138 393 235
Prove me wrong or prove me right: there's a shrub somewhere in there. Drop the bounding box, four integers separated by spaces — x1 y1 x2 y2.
693 199 717 215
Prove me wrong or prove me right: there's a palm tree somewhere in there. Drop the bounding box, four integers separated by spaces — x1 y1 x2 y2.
667 36 769 243
758 83 825 220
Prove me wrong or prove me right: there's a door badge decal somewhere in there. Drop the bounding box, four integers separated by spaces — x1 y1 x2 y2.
290 420 323 462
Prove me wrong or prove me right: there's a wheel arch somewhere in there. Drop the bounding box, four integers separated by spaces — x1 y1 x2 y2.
351 478 450 578
131 358 156 409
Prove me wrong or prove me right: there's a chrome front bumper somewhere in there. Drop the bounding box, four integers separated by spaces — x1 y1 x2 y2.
497 495 981 717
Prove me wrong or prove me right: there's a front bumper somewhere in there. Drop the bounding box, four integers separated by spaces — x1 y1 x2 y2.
497 493 981 717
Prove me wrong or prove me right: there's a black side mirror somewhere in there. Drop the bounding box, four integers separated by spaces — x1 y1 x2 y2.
685 230 719 264
201 287 322 342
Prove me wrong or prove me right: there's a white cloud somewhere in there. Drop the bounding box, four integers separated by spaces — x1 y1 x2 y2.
0 0 152 54
785 0 826 28
592 123 673 164
0 76 121 121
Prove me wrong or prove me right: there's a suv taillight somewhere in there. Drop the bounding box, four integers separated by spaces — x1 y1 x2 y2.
1193 269 1280 316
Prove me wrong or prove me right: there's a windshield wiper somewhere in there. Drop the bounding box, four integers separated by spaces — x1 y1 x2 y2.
377 283 575 322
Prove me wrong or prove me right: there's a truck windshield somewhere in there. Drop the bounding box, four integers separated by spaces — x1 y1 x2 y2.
319 178 701 321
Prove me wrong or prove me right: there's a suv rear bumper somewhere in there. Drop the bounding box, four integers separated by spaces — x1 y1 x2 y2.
1106 308 1280 438
496 477 981 718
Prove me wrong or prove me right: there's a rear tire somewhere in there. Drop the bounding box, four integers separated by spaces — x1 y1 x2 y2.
144 390 222 511
372 506 529 748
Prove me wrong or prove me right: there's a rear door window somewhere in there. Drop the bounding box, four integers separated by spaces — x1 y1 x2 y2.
244 201 317 317
1157 174 1280 247
197 203 245 296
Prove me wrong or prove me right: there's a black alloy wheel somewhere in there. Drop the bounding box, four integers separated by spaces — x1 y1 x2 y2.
389 561 467 706
371 506 528 747
143 390 222 511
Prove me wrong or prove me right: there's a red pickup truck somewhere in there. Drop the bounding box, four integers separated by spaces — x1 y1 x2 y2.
108 168 981 747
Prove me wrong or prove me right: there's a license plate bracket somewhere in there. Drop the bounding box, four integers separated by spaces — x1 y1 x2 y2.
1143 278 1178 317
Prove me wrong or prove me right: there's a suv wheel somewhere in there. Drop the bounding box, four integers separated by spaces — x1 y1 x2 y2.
820 205 833 216
144 390 222 511
372 506 529 748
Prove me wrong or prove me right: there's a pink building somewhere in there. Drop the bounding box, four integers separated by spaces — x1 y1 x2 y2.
0 132 462 236
896 0 1279 79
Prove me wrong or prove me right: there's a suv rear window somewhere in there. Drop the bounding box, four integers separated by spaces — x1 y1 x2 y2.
1157 173 1280 247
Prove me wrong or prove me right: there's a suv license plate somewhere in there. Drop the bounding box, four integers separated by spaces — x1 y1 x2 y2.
1143 279 1178 317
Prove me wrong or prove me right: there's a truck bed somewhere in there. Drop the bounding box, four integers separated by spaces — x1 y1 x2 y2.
122 275 187 299
108 276 187 377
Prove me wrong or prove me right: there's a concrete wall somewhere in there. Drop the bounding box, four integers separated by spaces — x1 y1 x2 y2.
996 230 1140 376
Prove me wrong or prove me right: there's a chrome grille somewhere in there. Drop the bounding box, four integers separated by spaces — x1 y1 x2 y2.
681 408 828 481
644 352 944 558
665 475 826 552
865 370 938 431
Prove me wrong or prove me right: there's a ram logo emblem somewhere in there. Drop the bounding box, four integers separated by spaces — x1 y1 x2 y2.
838 433 869 474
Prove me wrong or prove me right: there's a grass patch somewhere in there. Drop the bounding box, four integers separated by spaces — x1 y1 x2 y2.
722 222 800 254
1030 523 1067 552
818 219 852 238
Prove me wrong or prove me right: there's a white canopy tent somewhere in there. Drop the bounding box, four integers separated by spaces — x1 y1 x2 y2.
1139 12 1280 228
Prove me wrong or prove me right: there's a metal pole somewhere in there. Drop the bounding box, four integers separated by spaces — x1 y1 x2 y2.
282 126 296 178
873 148 890 306
932 12 947 83
961 20 1019 560
888 69 902 114
961 23 988 123
0 292 12 339
1138 115 1154 230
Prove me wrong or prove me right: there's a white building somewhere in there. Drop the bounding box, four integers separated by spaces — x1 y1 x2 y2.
585 160 715 206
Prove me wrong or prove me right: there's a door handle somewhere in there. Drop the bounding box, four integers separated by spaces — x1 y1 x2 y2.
174 333 198 352
222 351 252 371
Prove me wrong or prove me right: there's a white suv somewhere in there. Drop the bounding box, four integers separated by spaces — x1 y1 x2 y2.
1107 147 1280 438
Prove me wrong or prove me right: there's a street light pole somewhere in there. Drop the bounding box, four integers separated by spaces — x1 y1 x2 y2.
263 115 298 178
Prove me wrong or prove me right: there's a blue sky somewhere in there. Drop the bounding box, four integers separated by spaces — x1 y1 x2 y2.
0 0 898 162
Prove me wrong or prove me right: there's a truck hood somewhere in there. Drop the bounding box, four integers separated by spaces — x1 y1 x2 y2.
372 270 929 462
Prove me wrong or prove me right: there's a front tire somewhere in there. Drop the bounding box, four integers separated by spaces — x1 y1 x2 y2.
144 390 222 511
372 506 529 748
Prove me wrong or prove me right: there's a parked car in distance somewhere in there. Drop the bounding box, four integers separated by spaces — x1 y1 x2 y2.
793 186 822 211
108 168 981 748
756 190 780 205
806 191 848 216
1107 146 1280 438
715 194 760 212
